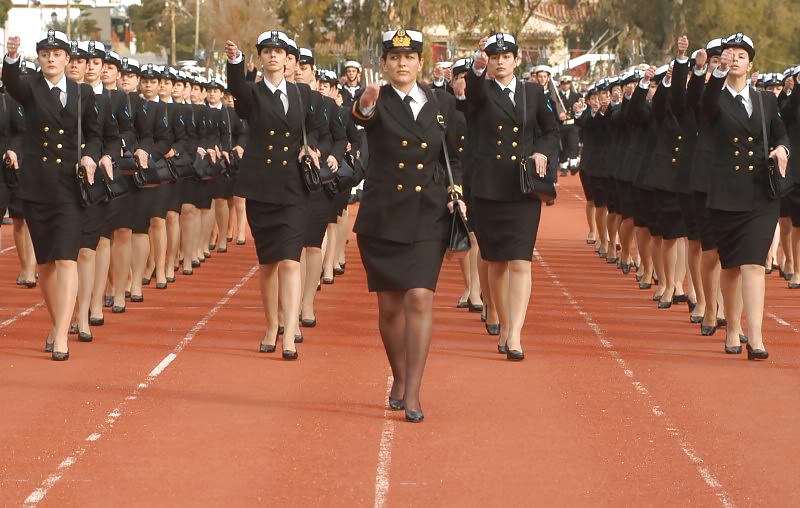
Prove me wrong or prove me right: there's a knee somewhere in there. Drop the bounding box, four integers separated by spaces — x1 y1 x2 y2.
405 289 434 314
508 260 531 276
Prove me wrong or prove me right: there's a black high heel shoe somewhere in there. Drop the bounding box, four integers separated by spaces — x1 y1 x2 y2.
282 349 298 361
69 323 79 335
300 318 317 328
688 300 697 313
44 338 55 353
156 283 167 289
700 324 717 336
485 323 500 336
456 298 469 309
404 408 424 423
468 300 484 313
89 316 104 326
689 315 704 324
746 343 768 360
717 318 727 327
724 344 742 354
506 345 525 361
388 398 405 411
672 294 689 304
333 265 345 276
294 333 304 344
621 263 631 275
78 332 93 342
639 282 652 290
52 350 70 361
321 277 334 285
142 277 151 286
259 341 276 353
166 276 176 283
112 304 126 314
130 294 144 303
104 296 114 308
739 334 748 344
657 300 672 310
497 343 508 354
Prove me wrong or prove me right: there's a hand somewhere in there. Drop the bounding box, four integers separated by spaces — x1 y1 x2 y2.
80 156 97 185
433 66 443 80
299 146 320 169
359 83 381 111
572 102 582 113
222 151 231 164
326 155 339 172
478 36 488 51
694 49 707 70
4 150 19 169
718 48 733 73
447 199 467 221
769 146 789 177
473 50 488 71
134 148 149 168
665 65 673 85
225 40 240 62
246 61 255 73
207 149 218 164
644 65 656 82
197 147 207 158
443 68 453 81
165 148 176 159
532 153 548 177
751 71 759 87
233 146 244 158
676 35 689 59
6 36 20 60
588 96 600 113
786 76 795 93
98 155 114 180
559 112 567 121
452 78 466 97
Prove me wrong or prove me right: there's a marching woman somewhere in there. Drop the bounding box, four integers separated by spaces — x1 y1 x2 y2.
225 31 325 359
4 32 102 360
221 88 248 247
779 66 800 289
701 34 790 359
465 33 559 360
353 28 464 422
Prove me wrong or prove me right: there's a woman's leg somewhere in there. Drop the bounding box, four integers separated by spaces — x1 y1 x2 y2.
76 247 96 334
165 211 180 280
111 228 132 308
257 263 280 348
226 197 236 240
606 212 620 261
322 224 338 280
505 260 532 353
278 259 302 352
130 233 150 298
687 240 706 319
595 206 608 255
401 288 435 413
301 247 322 322
53 260 79 354
467 234 483 306
13 218 37 282
488 261 510 347
234 197 247 243
652 236 665 298
659 238 678 303
480 256 497 326
779 217 794 276
150 217 167 285
619 218 635 268
377 291 407 402
740 264 767 350
213 198 230 251
180 204 199 271
674 238 687 297
335 209 351 268
635 227 653 283
719 266 744 348
90 237 111 320
585 202 596 243
792 226 800 285
701 250 723 329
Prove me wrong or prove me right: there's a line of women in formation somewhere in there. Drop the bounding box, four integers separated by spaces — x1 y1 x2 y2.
1 27 793 423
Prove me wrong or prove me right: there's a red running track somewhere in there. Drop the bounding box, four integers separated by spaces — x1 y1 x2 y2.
1 176 799 507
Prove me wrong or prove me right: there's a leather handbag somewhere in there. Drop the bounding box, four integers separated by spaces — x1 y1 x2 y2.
318 159 339 197
518 82 557 204
132 158 178 188
74 86 110 206
171 153 195 179
193 152 217 180
428 93 470 254
756 91 793 199
335 153 364 192
293 83 322 193
3 154 18 189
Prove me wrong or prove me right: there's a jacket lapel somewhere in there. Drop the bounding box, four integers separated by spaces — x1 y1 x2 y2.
382 88 425 140
258 80 289 128
747 86 763 136
721 88 752 133
284 82 302 131
489 80 518 123
34 75 65 128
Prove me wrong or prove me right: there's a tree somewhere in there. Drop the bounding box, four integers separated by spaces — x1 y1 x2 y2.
0 0 11 27
129 0 209 61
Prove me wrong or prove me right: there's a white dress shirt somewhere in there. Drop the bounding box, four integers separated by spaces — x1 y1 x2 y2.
495 77 518 105
91 82 104 95
391 83 427 120
263 78 289 114
46 74 68 108
725 82 753 117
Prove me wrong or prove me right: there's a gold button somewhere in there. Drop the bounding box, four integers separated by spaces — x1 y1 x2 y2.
513 127 519 133
415 185 422 192
56 158 62 164
401 140 408 146
421 142 428 149
80 143 85 149
733 137 739 142
58 129 64 135
267 159 272 164
458 148 464 152
283 147 289 152
268 145 273 150
42 156 48 162
57 143 63 149
511 155 517 161
734 151 740 156
748 151 753 156
674 147 680 153
735 165 740 171
42 142 48 147
282 160 288 166
496 155 502 160
748 165 754 171
497 125 503 130
678 135 682 140
43 127 50 133
398 163 405 169
511 141 518 147
269 130 275 135
416 163 424 170
672 158 677 163
747 137 753 142
396 184 403 191
497 140 502 145
460 135 465 140
285 132 290 137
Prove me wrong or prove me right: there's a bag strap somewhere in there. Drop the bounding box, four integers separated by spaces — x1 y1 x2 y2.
427 89 458 199
756 90 770 166
521 79 527 151
225 106 233 150
293 83 310 152
77 83 82 167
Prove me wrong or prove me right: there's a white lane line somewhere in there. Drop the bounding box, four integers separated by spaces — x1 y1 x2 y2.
533 250 736 508
767 312 797 332
373 375 396 508
0 245 17 254
0 301 45 331
21 264 259 507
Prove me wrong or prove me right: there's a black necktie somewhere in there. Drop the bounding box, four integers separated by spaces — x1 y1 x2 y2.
734 94 749 122
51 86 63 109
504 87 515 107
403 95 415 120
274 89 286 116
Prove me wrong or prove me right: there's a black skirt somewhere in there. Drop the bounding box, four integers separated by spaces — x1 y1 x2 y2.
789 186 800 227
147 184 171 219
23 199 83 264
246 199 305 264
357 234 446 292
473 197 542 262
706 198 779 269
606 178 619 214
651 191 686 240
592 176 609 208
679 193 700 242
210 174 234 199
616 180 636 219
108 192 134 232
191 180 213 210
130 189 153 234
579 171 595 203
165 180 184 213
303 191 329 249
7 191 25 219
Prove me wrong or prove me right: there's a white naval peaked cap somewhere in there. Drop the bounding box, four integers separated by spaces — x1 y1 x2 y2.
256 31 292 47
343 60 362 70
533 65 552 74
37 30 70 52
382 29 423 43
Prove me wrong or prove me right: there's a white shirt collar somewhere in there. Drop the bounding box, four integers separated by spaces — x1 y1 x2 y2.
141 94 160 102
45 74 68 92
726 83 751 103
163 96 174 103
263 77 288 96
495 77 518 93
91 82 104 95
391 83 425 103
209 102 223 109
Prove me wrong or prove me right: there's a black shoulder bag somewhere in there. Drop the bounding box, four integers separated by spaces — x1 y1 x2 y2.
756 91 793 199
429 92 470 254
518 81 557 203
2 94 19 189
75 85 109 206
293 83 322 193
